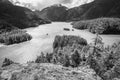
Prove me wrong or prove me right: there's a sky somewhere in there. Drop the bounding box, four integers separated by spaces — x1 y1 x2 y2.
16 0 94 10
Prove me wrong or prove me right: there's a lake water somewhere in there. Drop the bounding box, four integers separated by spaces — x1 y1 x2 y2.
0 22 120 66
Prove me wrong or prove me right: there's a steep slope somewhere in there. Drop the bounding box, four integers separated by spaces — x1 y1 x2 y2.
9 0 36 10
66 2 94 21
67 0 120 20
81 0 120 19
38 4 68 21
0 20 17 34
38 0 120 21
0 0 50 29
107 1 120 18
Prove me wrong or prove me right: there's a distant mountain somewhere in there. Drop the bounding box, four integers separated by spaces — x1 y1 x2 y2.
66 2 94 21
37 4 68 21
0 0 50 29
67 0 120 20
38 0 120 21
37 3 94 21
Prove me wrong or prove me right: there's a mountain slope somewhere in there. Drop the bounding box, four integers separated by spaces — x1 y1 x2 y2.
107 1 120 18
0 0 50 29
9 0 35 10
38 0 120 21
38 4 68 21
66 2 94 21
81 0 120 19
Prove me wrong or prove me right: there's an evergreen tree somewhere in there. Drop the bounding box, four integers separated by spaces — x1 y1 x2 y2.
2 58 14 67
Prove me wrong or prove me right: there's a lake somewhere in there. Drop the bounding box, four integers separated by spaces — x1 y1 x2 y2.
0 22 120 66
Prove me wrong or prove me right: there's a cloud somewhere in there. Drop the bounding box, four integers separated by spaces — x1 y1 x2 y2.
33 0 72 10
35 0 61 10
64 0 94 8
36 0 94 10
60 0 73 4
16 0 94 10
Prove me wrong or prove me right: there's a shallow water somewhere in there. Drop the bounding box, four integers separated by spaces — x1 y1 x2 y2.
0 22 120 66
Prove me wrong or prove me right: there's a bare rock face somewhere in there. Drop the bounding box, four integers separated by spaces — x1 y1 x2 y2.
0 63 101 80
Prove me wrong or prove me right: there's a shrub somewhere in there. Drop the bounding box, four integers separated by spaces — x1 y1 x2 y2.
70 50 81 67
35 52 53 63
62 54 70 67
52 35 120 79
85 35 120 80
34 34 120 80
2 58 14 67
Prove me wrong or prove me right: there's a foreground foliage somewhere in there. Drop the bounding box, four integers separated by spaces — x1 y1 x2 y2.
2 58 14 67
0 63 100 80
1 35 120 80
72 18 120 34
35 35 120 80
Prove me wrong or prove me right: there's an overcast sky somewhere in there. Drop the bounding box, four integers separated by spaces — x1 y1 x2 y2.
17 0 94 10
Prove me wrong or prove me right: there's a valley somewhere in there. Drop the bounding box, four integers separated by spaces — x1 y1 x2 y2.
0 22 120 66
1 0 120 80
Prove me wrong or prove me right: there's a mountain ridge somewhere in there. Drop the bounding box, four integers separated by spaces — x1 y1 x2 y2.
37 0 120 21
0 0 50 29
